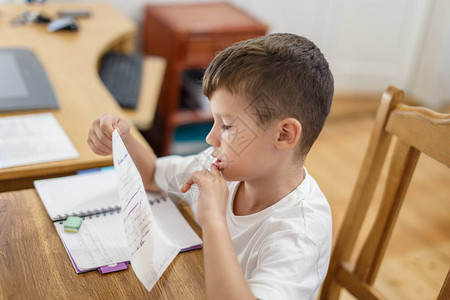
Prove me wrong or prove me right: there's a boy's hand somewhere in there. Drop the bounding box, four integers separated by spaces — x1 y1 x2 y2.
180 164 229 226
87 113 131 156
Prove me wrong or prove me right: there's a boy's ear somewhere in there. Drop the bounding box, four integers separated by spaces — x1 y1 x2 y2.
275 118 302 151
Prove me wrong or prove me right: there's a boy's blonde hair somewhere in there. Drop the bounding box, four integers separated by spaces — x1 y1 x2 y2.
203 33 334 158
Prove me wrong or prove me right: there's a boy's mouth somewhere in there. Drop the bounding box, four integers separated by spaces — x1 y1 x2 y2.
213 159 223 171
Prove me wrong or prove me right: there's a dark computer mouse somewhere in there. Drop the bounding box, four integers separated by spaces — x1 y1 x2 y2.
47 17 78 32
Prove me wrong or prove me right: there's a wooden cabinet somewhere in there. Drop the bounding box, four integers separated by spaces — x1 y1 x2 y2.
142 2 267 155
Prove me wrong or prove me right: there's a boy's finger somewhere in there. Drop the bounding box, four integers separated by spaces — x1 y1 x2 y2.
180 182 190 193
180 174 199 193
99 114 120 137
93 125 112 150
89 135 111 154
209 163 221 175
87 134 111 156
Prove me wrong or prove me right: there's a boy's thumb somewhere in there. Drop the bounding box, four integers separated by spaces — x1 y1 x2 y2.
113 126 121 135
113 119 128 136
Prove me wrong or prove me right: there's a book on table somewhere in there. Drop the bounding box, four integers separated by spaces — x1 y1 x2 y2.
34 168 202 274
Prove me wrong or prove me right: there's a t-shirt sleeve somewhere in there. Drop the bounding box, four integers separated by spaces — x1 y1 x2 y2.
247 232 324 300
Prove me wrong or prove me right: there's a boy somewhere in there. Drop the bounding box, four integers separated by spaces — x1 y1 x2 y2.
88 33 334 299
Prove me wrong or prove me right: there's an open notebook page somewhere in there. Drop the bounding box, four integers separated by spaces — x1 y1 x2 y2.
34 170 119 221
54 212 128 272
53 193 201 274
148 194 202 251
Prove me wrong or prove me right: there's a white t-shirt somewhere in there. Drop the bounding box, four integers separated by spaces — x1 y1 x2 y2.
154 147 332 300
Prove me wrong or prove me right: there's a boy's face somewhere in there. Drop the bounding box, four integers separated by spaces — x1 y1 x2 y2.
206 88 279 182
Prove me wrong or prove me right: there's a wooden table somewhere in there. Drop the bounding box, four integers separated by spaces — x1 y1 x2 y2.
0 3 148 192
142 2 267 155
0 188 205 299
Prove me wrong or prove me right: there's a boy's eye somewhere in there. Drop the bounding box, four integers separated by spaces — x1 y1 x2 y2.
222 124 232 130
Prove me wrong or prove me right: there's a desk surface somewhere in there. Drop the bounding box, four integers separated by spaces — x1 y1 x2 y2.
0 188 205 299
0 3 147 190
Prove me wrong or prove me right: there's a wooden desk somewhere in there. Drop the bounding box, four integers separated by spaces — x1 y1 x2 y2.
0 189 205 299
0 3 148 192
142 2 267 155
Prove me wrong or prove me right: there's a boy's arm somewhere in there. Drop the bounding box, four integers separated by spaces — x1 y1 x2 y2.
202 219 257 300
181 165 257 300
87 114 160 192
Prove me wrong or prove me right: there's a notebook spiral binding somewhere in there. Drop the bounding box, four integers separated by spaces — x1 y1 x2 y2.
149 196 167 206
56 205 121 223
55 197 168 223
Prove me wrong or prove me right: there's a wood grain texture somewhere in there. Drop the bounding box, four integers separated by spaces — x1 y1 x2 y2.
0 189 205 299
0 3 148 191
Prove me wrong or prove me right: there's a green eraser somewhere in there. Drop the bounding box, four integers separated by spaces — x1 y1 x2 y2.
64 216 83 233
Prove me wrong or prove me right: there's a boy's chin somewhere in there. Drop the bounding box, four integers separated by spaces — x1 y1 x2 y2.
220 170 234 182
220 169 245 182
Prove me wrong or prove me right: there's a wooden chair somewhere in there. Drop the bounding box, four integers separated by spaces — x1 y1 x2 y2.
319 86 450 300
123 56 166 131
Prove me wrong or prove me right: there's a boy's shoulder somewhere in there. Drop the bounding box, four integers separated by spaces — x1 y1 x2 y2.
271 174 329 235
229 172 331 235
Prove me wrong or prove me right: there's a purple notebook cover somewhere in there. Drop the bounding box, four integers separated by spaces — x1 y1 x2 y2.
61 238 201 274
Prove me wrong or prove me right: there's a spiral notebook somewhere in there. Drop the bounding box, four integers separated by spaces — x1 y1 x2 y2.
34 169 202 273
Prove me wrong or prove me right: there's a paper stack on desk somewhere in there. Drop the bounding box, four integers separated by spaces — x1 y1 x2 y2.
0 113 79 169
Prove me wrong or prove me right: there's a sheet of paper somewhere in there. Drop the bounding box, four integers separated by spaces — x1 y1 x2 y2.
0 113 79 168
54 212 129 272
112 129 180 292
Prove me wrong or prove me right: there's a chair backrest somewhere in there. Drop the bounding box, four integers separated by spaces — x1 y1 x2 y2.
319 86 450 300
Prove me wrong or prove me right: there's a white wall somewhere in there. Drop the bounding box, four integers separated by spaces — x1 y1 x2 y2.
229 0 445 108
411 0 450 109
12 0 449 109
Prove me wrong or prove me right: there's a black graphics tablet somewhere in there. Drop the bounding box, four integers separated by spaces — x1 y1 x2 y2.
0 48 59 111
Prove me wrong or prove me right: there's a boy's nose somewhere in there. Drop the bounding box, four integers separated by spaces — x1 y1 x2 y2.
206 128 220 147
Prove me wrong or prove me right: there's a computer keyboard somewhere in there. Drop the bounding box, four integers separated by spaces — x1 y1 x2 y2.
99 52 143 109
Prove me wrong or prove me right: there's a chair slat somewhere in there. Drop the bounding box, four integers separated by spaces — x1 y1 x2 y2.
336 262 386 300
354 139 420 283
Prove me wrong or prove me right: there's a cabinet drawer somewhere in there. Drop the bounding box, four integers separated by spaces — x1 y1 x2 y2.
184 38 244 68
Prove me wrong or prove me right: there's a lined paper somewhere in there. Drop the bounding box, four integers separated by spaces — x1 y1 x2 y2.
112 129 180 291
54 212 128 272
150 196 202 251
